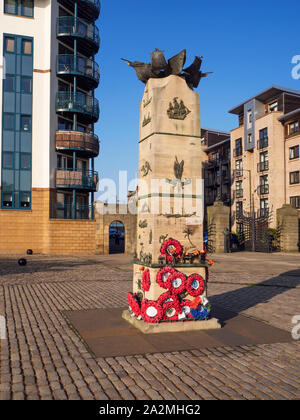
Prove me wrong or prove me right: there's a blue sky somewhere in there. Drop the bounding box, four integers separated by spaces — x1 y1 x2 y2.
94 0 300 201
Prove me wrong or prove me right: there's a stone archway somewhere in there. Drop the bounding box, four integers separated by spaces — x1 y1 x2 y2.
109 221 125 254
94 203 137 255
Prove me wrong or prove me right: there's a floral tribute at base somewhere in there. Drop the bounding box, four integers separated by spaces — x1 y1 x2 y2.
128 239 213 324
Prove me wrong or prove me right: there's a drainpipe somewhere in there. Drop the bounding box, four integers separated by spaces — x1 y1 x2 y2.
72 1 78 220
91 158 95 220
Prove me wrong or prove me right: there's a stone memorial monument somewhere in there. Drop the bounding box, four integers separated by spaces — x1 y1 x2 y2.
122 49 220 333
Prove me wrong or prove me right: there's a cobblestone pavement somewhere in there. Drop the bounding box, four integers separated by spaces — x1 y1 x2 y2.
0 254 300 400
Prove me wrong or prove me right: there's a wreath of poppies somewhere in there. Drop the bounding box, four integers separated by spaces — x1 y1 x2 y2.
127 292 141 316
141 300 163 324
167 272 187 295
157 291 179 308
160 238 183 262
186 274 205 297
180 299 194 319
142 269 151 292
163 301 180 322
156 266 176 289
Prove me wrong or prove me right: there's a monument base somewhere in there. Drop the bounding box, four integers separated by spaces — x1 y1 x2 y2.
122 310 221 334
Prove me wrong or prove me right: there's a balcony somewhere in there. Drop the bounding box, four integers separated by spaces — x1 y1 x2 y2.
258 185 269 195
56 92 100 124
56 131 100 157
57 55 100 89
257 161 269 172
233 147 243 158
257 138 269 150
56 169 98 191
51 203 93 220
56 16 100 55
58 0 101 20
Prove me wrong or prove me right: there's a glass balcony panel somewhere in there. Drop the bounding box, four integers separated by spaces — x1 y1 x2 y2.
57 55 100 86
56 168 98 191
57 17 100 52
56 92 100 122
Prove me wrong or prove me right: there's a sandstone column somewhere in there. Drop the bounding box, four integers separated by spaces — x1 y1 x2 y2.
207 201 230 253
277 205 299 252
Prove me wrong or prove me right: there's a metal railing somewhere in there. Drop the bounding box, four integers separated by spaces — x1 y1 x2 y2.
56 131 100 156
57 16 100 50
257 161 269 172
56 168 99 191
257 138 269 149
56 92 100 121
81 0 101 12
258 185 269 195
51 203 93 220
57 55 100 85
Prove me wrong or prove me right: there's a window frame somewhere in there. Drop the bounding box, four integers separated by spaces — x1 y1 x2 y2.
4 0 34 18
290 171 300 185
289 145 300 160
290 196 300 209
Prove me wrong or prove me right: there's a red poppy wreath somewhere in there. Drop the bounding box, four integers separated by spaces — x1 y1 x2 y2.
162 301 180 322
186 274 205 297
156 266 176 289
141 300 163 324
127 292 141 316
167 271 187 295
157 291 179 308
180 299 194 319
142 269 151 292
160 238 183 262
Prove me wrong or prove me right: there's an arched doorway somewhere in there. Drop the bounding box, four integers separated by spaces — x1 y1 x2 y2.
109 221 125 254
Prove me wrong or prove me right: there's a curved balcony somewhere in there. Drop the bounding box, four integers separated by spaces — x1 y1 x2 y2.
56 168 99 192
56 92 100 124
56 17 100 55
56 130 100 158
58 0 101 21
57 55 100 89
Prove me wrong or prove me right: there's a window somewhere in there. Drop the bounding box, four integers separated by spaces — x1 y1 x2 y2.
259 128 268 140
22 39 32 55
290 171 300 185
21 77 32 94
247 110 252 128
3 75 15 92
260 151 268 162
235 138 242 157
20 192 30 208
3 113 15 130
2 192 13 207
236 201 243 217
288 121 299 136
269 101 278 112
260 199 269 216
20 154 31 169
290 196 300 209
5 37 15 53
21 115 31 132
289 145 299 160
2 153 14 169
4 0 34 17
247 134 252 144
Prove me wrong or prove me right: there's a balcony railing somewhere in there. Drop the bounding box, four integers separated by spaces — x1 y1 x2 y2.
233 147 243 157
56 131 100 157
57 55 100 87
257 138 269 149
258 185 269 195
56 168 98 191
56 92 100 122
50 203 93 220
257 161 269 172
58 0 101 21
235 189 243 199
57 16 100 52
